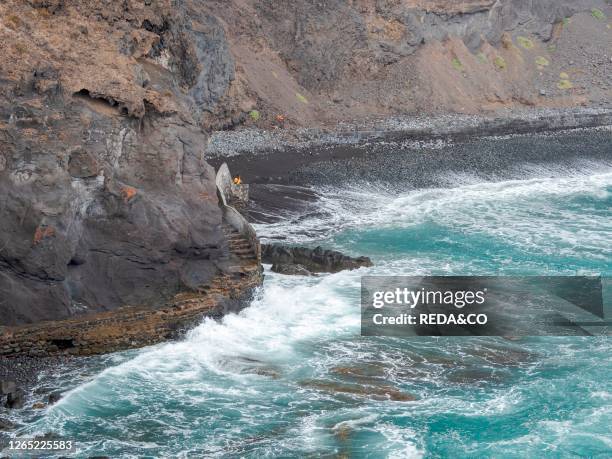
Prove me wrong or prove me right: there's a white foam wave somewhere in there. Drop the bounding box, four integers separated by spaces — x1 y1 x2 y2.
257 170 612 264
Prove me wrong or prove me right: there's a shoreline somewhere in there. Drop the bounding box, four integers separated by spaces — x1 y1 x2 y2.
2 106 610 409
207 107 612 162
206 107 612 225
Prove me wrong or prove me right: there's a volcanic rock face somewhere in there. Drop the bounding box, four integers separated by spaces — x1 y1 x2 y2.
0 1 243 325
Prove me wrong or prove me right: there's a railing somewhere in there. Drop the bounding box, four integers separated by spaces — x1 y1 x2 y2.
215 163 261 262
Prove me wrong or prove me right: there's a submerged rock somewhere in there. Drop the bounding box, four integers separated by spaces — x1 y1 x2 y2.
262 244 372 274
330 363 387 379
300 380 415 402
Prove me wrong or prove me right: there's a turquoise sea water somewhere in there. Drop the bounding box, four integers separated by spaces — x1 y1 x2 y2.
6 167 612 457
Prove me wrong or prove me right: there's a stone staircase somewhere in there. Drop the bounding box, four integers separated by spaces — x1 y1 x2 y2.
221 223 260 275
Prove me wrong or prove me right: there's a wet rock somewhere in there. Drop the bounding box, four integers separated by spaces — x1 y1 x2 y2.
271 263 313 276
32 401 46 409
446 367 508 384
262 244 372 274
334 424 351 442
300 380 416 402
251 367 281 379
47 391 61 404
331 363 387 379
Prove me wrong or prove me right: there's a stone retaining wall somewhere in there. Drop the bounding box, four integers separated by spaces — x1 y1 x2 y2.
216 163 261 262
0 268 262 357
0 169 265 357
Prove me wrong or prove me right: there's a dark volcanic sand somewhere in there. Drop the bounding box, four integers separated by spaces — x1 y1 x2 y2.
209 127 612 224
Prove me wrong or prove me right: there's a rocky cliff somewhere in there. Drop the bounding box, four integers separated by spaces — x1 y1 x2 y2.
204 0 610 126
0 0 610 326
0 1 236 325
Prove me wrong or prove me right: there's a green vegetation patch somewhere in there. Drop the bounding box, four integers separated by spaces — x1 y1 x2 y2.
557 79 573 90
562 17 571 26
477 52 487 64
296 92 308 104
494 56 507 70
249 110 260 121
535 56 550 67
451 58 463 71
591 8 606 20
517 36 534 49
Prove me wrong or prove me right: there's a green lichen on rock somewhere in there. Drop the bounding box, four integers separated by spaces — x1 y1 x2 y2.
517 36 534 49
591 8 605 20
558 79 573 90
547 44 557 53
477 52 487 64
296 92 308 104
562 17 571 26
559 72 569 80
249 110 260 121
494 56 507 70
451 58 463 71
535 56 550 67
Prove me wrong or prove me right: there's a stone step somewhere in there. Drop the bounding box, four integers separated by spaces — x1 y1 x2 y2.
229 243 249 248
230 240 251 245
229 241 251 246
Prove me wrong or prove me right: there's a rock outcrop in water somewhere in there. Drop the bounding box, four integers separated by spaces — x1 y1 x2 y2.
262 244 373 274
